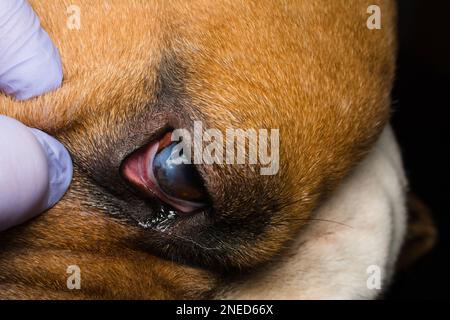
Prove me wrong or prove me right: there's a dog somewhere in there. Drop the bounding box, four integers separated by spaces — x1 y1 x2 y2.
0 0 420 299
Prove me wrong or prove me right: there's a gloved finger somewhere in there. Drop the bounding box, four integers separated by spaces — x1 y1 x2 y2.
29 128 73 209
0 0 63 100
0 115 72 232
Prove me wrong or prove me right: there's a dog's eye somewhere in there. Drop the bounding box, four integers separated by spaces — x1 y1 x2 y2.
121 132 209 213
153 142 207 203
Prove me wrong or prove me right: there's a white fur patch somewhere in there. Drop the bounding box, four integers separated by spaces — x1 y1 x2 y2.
218 125 407 299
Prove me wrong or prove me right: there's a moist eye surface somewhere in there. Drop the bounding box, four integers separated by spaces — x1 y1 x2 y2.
153 142 208 203
121 132 210 213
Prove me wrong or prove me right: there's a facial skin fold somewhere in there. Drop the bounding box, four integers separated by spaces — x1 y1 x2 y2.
0 0 400 299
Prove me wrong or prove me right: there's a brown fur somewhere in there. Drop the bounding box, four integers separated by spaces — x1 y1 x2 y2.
399 194 437 268
0 0 396 299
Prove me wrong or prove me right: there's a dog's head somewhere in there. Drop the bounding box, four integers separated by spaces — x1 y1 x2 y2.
0 0 396 299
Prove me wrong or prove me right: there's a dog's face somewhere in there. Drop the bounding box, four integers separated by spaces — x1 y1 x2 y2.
0 0 396 299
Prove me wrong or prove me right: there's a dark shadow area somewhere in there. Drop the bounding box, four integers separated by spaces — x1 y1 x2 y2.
387 0 450 299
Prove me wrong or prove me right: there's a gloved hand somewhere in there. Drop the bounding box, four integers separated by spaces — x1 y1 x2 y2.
0 0 72 232
0 0 62 100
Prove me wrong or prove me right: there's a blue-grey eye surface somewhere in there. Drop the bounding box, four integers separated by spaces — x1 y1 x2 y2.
153 142 208 203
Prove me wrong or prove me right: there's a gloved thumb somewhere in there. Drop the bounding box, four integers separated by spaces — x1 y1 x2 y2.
0 115 72 232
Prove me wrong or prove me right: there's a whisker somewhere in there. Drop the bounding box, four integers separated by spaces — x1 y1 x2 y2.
281 217 353 228
275 196 353 228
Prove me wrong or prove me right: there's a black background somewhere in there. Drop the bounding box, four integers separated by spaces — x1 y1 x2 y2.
388 0 450 299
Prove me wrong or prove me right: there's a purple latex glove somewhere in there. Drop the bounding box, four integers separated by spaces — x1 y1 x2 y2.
0 1 72 232
0 0 63 100
0 116 72 232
